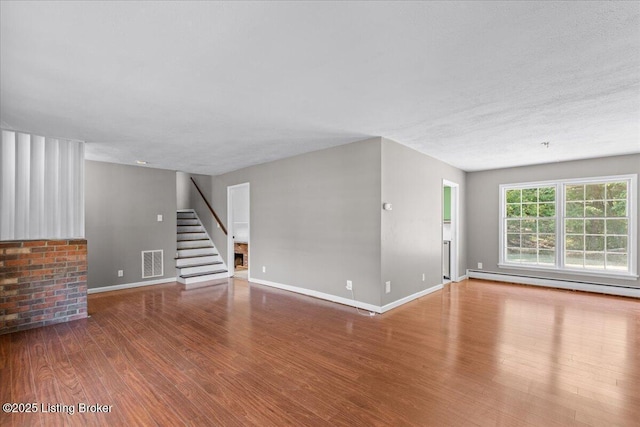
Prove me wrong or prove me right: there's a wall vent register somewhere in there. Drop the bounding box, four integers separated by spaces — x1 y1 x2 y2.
142 250 163 278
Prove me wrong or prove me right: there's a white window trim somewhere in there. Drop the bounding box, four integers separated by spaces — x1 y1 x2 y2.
499 174 638 280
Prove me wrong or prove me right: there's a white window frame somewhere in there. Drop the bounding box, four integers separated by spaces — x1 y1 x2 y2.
499 174 637 280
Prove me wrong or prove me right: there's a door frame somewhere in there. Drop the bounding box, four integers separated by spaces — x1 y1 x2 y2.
227 182 250 278
443 179 459 282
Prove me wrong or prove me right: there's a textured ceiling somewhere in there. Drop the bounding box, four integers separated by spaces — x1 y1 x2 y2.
1 1 639 175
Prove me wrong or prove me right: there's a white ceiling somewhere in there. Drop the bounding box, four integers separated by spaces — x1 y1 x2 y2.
1 1 639 175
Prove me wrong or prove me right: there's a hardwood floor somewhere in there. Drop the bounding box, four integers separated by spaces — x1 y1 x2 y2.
1 278 639 426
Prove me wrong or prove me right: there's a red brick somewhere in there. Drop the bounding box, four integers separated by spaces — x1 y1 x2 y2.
0 269 20 278
31 302 56 310
6 318 29 327
34 280 55 288
0 242 23 249
65 261 85 268
9 304 31 313
0 242 22 253
31 269 54 277
5 304 31 313
23 241 48 247
31 247 56 253
53 245 70 250
0 302 18 310
67 260 86 268
1 240 87 335
5 259 30 267
6 314 30 327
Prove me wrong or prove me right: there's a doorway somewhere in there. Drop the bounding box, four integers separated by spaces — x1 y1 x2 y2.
443 180 459 283
227 183 250 278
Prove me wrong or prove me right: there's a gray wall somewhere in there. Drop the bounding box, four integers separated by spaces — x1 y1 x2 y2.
201 138 383 305
188 136 467 308
176 171 192 210
85 160 176 289
467 154 640 288
380 138 467 305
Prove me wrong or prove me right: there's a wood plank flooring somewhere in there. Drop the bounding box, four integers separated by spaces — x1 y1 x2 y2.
1 278 639 426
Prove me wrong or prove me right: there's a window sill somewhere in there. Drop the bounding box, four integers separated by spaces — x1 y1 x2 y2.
497 263 639 281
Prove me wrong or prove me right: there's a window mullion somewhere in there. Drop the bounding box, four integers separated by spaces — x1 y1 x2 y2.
557 183 564 269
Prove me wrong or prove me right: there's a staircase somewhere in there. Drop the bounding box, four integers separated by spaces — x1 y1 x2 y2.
176 209 229 287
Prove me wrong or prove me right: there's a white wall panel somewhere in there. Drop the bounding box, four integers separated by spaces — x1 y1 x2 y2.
15 133 31 238
29 135 46 237
1 131 16 239
0 130 84 240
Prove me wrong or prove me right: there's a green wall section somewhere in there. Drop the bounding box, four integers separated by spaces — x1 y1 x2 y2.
444 186 451 222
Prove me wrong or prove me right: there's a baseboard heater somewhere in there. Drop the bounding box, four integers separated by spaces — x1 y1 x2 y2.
467 269 640 299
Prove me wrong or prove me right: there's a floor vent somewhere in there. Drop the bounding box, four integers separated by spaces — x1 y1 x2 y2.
142 250 163 278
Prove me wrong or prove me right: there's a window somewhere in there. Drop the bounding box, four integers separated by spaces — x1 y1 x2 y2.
504 185 556 266
499 175 637 279
564 181 628 271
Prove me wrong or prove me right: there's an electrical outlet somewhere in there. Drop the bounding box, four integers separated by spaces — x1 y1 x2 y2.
157 214 163 222
478 262 483 269
346 280 353 291
422 273 425 282
385 281 391 293
118 270 123 277
262 266 266 273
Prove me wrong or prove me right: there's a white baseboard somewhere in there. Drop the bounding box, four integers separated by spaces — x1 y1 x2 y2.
249 277 445 314
380 284 443 313
87 277 177 294
249 277 382 312
467 270 640 298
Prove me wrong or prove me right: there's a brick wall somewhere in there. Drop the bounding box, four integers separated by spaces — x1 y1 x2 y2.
234 242 249 268
0 240 88 334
